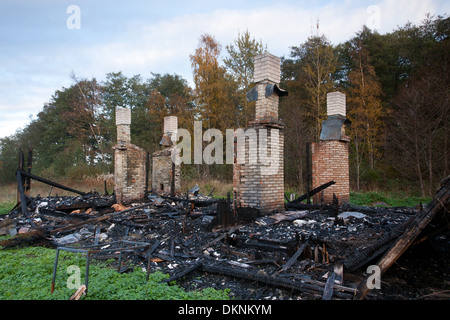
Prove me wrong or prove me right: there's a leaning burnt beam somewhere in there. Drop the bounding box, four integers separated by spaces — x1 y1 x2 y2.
18 170 86 196
289 181 336 204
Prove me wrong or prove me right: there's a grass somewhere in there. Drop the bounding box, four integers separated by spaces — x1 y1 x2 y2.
0 246 230 300
0 202 16 215
350 191 432 207
182 178 233 198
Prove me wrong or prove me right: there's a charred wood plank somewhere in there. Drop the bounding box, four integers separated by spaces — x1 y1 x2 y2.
290 181 336 204
0 229 47 249
16 170 30 218
202 225 243 249
322 272 336 300
274 241 309 275
239 239 289 253
162 261 203 283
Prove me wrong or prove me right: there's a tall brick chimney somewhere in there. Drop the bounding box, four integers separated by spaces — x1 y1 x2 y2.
311 92 350 204
152 116 181 195
113 108 147 204
233 52 288 216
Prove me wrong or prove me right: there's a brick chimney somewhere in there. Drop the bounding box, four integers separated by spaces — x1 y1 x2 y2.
233 52 287 216
152 115 181 195
311 92 350 204
113 108 147 204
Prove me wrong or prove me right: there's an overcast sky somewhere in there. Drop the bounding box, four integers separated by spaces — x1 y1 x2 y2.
0 0 448 139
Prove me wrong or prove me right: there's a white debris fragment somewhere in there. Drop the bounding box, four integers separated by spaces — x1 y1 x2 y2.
293 219 316 227
338 211 366 219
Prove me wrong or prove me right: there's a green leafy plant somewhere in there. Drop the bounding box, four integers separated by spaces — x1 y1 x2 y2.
0 246 230 300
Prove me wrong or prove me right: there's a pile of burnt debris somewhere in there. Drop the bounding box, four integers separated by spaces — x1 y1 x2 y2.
1 175 449 300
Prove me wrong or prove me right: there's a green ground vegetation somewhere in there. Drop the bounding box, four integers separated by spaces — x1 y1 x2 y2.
0 246 230 300
349 191 431 207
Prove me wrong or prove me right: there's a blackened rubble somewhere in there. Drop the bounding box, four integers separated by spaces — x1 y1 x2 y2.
1 177 448 300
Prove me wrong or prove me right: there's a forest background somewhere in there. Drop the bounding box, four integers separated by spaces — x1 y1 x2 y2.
0 15 448 199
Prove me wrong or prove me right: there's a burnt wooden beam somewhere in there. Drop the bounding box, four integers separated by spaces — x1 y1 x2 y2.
322 272 336 300
201 263 354 299
274 241 309 276
290 181 336 204
18 170 87 196
170 160 175 197
16 170 29 217
305 142 311 204
162 261 203 284
25 148 32 196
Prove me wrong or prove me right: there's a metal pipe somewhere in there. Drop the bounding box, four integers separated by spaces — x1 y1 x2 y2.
51 248 60 293
85 251 91 295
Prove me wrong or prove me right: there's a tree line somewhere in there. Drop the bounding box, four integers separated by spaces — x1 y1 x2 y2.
0 15 448 197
